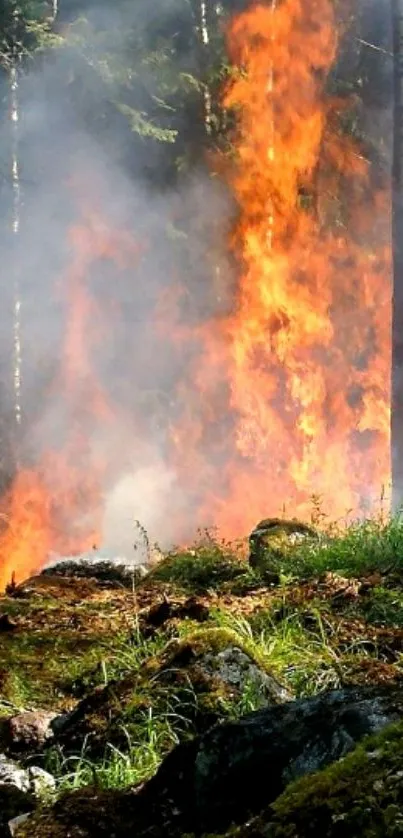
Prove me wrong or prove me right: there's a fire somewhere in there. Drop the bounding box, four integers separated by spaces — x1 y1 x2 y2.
211 0 391 531
0 0 392 590
0 455 100 593
169 0 391 536
0 182 139 590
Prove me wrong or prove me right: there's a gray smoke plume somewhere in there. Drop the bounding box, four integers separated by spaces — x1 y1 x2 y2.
0 0 234 566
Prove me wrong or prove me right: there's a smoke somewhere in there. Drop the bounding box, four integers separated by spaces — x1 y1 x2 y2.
102 466 186 558
0 0 234 564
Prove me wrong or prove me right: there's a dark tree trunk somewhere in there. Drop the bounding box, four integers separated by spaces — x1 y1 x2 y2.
392 0 403 510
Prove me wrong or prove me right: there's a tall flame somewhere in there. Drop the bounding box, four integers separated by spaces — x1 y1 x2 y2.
171 0 391 536
218 0 391 530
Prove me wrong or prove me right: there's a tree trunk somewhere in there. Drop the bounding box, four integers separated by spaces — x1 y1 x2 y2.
9 53 22 430
199 0 213 136
392 0 403 510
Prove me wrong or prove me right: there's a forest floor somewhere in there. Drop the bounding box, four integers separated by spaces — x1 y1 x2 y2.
2 516 403 836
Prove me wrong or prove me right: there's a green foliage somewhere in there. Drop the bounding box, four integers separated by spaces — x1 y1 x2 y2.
0 1 58 63
362 586 403 627
149 539 258 594
59 0 226 159
266 516 403 581
117 103 177 143
45 708 179 792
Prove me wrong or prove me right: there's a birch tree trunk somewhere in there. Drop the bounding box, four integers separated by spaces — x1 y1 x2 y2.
200 0 213 135
392 0 403 510
9 46 22 429
0 2 24 487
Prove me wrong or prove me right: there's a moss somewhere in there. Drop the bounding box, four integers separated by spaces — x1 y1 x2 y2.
231 721 403 838
148 544 253 594
0 579 156 710
153 627 270 673
249 519 318 577
56 625 290 759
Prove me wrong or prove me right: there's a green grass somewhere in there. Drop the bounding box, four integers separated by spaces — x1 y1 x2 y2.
212 608 346 697
6 512 403 819
45 709 180 792
275 516 403 580
151 516 403 592
361 586 403 627
149 533 258 593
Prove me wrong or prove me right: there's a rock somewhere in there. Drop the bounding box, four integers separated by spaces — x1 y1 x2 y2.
0 754 55 793
153 627 292 727
147 683 403 831
249 518 318 576
55 627 291 756
41 556 149 588
16 705 403 838
144 596 172 628
242 719 403 838
27 766 56 796
6 710 59 752
142 596 210 632
0 754 55 835
201 646 289 703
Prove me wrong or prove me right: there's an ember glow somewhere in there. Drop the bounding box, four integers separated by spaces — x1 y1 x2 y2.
0 0 392 589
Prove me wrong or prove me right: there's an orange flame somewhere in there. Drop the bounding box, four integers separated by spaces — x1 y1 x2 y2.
214 0 391 531
0 180 140 590
168 0 391 536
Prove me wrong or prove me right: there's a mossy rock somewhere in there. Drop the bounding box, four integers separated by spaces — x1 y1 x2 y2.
228 721 403 838
149 627 292 720
249 519 318 577
21 715 403 838
55 627 291 756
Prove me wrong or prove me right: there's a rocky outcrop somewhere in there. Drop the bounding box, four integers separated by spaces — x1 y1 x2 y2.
42 558 149 587
233 720 403 837
146 683 403 831
15 684 403 838
151 627 292 715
